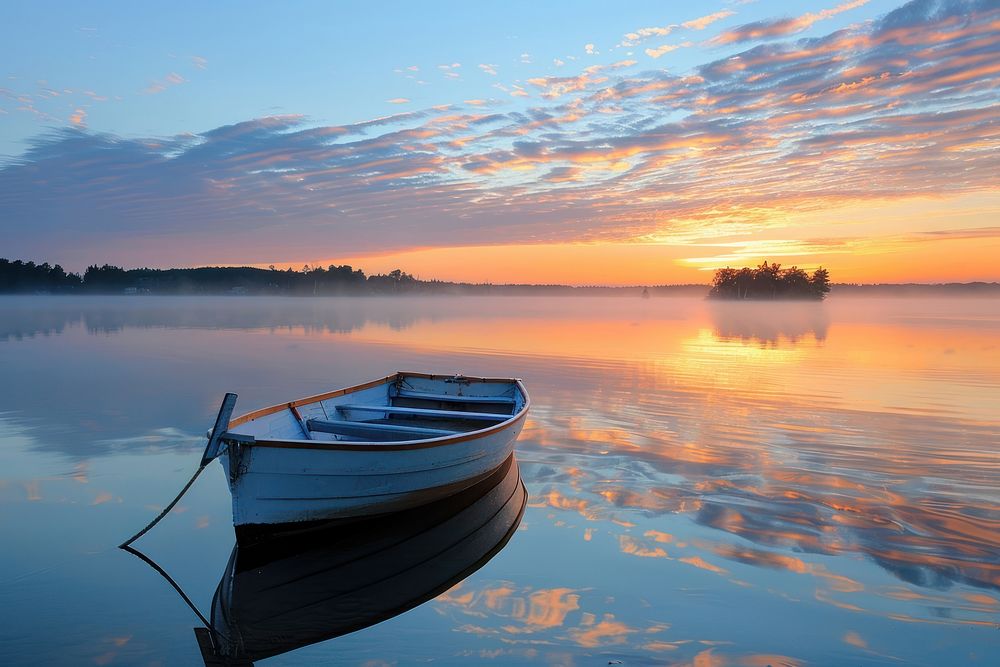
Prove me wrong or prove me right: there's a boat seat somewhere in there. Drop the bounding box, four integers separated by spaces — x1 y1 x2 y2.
393 390 516 405
337 404 509 422
306 418 458 441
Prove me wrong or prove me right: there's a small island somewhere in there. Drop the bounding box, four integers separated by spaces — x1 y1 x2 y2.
709 262 830 300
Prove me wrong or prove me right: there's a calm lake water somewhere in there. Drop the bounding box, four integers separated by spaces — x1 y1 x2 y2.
1 295 998 666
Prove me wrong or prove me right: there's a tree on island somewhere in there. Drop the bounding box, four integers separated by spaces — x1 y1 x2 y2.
709 262 830 300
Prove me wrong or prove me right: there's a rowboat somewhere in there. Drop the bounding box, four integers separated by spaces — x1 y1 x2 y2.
197 455 526 664
201 372 529 538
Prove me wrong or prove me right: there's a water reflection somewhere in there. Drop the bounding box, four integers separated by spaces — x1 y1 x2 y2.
0 295 437 340
2 295 998 664
520 358 1000 620
197 456 524 663
0 296 486 459
709 301 829 345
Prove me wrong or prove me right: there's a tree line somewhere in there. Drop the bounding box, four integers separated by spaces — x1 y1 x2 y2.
0 258 429 295
2 256 842 297
1 258 697 295
0 259 82 292
709 262 831 300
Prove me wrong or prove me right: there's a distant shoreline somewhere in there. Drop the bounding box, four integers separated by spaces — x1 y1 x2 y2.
2 283 999 297
2 258 998 296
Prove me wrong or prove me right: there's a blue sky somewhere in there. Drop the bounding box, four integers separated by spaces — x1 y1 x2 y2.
1 0 998 283
1 0 902 156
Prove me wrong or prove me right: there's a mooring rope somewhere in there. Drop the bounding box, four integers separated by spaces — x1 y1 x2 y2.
120 544 213 630
118 463 208 548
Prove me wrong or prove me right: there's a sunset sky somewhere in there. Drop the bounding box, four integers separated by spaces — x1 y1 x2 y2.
1 0 998 284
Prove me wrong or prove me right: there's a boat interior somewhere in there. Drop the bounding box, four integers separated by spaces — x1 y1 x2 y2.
229 373 526 443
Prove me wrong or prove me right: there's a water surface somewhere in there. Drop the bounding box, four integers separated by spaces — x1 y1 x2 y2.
1 295 998 666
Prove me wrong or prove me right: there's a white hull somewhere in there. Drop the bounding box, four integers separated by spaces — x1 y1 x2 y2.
215 372 529 529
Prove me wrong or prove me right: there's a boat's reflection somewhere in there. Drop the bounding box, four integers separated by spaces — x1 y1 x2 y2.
201 454 526 665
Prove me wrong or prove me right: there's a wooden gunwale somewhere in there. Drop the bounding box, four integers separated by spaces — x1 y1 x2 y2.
336 405 509 420
227 373 397 428
226 373 530 452
251 409 527 452
395 390 516 404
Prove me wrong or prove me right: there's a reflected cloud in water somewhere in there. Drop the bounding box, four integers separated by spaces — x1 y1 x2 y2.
520 359 1000 623
2 294 998 663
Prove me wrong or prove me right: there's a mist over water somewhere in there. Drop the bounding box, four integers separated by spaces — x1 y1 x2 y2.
1 294 998 665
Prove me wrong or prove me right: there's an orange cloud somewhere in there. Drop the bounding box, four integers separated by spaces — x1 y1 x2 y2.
683 11 735 31
713 0 869 44
143 71 185 94
646 43 686 59
527 66 609 99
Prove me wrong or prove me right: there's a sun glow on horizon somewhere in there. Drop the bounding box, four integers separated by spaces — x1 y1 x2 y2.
260 193 1000 286
2 1 999 283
